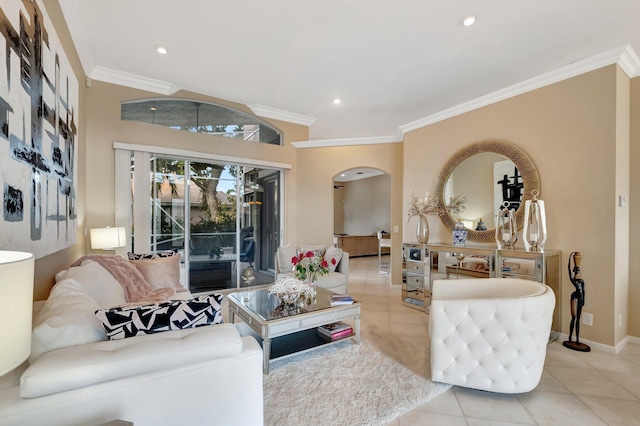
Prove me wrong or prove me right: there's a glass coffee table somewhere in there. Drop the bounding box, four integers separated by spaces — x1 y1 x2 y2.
228 286 361 374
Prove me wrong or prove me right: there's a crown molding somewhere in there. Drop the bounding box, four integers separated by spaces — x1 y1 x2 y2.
58 0 95 75
618 44 640 77
248 104 316 126
292 134 401 148
89 67 180 95
399 45 638 135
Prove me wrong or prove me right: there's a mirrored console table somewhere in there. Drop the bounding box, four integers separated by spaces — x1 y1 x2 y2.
401 242 561 340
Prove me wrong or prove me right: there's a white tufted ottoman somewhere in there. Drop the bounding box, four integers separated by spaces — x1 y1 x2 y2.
429 278 555 393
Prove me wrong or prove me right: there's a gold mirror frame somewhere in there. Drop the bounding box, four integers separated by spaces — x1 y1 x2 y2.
435 139 540 243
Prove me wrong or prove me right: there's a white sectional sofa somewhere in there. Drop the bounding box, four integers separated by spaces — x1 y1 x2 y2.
275 245 349 294
0 258 264 426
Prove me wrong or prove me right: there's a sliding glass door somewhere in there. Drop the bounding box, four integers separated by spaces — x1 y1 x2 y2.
145 156 279 291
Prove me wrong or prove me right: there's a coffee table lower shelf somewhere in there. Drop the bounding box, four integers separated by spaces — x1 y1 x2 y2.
234 322 358 372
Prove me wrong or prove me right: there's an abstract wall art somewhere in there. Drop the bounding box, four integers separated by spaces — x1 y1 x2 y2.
0 0 78 259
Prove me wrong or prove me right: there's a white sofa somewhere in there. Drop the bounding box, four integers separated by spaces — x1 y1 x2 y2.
0 259 264 426
275 245 349 294
430 278 555 394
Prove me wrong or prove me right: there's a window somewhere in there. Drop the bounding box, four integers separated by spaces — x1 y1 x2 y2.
116 144 287 292
121 99 281 145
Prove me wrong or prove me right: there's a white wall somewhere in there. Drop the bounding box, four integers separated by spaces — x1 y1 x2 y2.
340 174 391 235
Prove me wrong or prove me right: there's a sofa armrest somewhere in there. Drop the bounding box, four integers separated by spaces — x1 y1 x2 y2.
336 251 349 276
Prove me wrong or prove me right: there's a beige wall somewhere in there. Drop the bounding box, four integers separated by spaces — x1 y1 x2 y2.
404 66 625 346
630 77 640 337
296 143 404 283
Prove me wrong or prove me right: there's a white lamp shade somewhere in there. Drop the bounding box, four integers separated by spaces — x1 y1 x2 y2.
0 251 34 376
90 227 127 250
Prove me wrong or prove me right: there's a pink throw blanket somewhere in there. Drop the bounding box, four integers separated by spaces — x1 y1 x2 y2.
72 255 175 303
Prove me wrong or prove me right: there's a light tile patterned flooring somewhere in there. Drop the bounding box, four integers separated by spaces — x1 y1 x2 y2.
347 255 640 426
225 255 640 425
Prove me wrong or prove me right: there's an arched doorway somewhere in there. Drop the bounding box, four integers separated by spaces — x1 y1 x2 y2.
332 168 391 269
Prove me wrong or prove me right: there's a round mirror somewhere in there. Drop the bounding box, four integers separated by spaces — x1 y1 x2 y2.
435 140 540 243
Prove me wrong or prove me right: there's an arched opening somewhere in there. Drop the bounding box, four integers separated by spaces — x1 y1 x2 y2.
332 168 391 273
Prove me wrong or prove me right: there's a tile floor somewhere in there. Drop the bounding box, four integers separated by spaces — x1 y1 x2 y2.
345 255 640 426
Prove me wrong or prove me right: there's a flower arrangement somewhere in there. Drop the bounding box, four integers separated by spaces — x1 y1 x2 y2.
292 251 333 283
269 276 315 304
407 191 467 220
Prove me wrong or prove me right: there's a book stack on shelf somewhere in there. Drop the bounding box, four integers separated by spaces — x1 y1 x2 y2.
329 294 354 306
317 321 353 342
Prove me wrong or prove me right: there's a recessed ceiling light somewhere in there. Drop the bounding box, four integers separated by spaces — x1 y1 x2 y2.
461 15 476 27
333 98 341 105
156 46 168 55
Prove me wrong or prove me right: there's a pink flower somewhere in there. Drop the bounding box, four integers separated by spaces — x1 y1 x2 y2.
305 251 314 258
321 260 329 268
291 256 299 265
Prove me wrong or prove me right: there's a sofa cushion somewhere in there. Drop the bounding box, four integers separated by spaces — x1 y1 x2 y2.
20 323 243 398
30 280 108 363
315 272 347 292
324 247 343 272
128 251 186 292
95 293 224 340
276 244 297 274
55 260 127 308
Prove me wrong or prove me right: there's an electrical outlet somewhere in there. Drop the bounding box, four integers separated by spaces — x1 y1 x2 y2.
582 312 593 327
393 226 399 233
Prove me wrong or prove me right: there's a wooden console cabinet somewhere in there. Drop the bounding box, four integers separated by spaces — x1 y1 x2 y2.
336 235 388 257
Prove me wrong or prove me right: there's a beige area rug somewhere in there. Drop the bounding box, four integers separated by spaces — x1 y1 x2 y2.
263 326 451 426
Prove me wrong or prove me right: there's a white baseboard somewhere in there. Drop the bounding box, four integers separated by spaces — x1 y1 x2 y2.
557 333 624 354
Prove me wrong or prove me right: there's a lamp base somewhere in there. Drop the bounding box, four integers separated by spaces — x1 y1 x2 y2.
563 340 591 352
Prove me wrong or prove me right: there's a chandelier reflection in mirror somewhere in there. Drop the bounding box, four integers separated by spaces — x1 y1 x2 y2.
523 190 547 251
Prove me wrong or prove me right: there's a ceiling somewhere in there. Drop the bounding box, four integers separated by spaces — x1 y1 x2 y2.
59 0 640 143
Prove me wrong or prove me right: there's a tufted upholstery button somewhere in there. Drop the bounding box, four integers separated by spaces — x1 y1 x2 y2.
429 278 555 394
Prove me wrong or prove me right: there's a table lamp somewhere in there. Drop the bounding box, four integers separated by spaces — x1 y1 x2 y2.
0 251 35 376
90 226 126 250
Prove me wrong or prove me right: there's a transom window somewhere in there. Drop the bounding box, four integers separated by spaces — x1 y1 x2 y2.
121 99 281 145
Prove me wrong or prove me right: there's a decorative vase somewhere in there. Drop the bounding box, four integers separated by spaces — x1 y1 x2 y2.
495 202 517 249
453 222 467 246
416 215 429 243
523 189 547 252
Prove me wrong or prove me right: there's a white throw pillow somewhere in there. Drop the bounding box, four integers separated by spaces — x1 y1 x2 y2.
324 247 343 272
300 245 326 263
277 244 297 274
30 279 107 362
57 260 127 308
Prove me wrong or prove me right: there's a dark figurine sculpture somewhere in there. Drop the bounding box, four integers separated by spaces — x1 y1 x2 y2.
563 251 591 352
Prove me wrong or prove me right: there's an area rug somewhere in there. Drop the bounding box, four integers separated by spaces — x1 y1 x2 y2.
263 334 451 426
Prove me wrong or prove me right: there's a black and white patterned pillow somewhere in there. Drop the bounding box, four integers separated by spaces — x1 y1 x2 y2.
127 250 177 260
95 293 223 340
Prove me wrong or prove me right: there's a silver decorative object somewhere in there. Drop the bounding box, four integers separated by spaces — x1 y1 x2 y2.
523 189 547 252
495 202 517 249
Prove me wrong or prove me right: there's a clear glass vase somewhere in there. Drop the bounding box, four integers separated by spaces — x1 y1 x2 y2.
523 190 547 251
416 215 429 243
495 202 517 249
